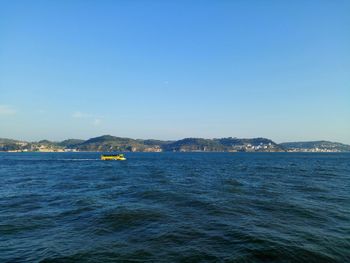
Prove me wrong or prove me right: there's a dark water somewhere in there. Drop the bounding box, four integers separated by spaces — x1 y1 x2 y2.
1 152 350 262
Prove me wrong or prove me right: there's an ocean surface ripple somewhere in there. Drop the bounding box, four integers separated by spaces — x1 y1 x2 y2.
1 152 350 262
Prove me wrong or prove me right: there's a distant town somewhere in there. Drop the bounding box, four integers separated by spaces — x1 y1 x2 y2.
1 135 349 153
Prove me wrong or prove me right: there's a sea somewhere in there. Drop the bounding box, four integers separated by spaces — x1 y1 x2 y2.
0 152 349 262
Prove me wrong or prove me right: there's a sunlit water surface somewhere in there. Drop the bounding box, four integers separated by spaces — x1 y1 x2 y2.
1 152 349 262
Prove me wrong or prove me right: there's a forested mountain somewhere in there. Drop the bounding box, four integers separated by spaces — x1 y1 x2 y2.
1 136 349 152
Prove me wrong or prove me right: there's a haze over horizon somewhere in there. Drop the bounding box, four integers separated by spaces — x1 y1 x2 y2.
1 1 349 144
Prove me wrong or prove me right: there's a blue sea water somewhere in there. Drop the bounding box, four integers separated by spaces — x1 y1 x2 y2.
0 152 349 262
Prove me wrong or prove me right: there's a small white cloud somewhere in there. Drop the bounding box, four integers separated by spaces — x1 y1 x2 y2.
72 111 103 126
92 118 101 126
0 105 16 115
163 81 169 85
72 111 86 118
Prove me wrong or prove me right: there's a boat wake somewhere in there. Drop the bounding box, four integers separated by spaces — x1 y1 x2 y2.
56 158 100 161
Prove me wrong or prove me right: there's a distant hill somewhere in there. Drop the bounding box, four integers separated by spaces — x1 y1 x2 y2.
0 138 22 144
77 135 146 151
58 139 85 148
162 138 223 152
1 136 349 152
215 137 278 148
280 141 350 152
0 138 27 151
77 135 283 152
37 140 58 146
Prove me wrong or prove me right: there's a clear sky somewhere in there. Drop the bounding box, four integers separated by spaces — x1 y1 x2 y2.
0 0 349 143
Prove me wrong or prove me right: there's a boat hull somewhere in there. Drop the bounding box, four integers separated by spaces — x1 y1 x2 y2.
101 155 126 161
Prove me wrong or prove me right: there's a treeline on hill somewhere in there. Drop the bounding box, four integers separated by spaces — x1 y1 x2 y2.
0 139 21 151
0 138 84 152
2 135 350 152
0 135 282 152
73 135 283 152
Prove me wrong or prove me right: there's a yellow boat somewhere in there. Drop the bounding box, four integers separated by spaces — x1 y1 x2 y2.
101 154 126 161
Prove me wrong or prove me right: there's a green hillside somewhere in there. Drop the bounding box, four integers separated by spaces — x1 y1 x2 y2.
2 136 349 152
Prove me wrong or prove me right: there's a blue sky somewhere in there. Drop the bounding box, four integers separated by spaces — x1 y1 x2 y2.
0 0 349 143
